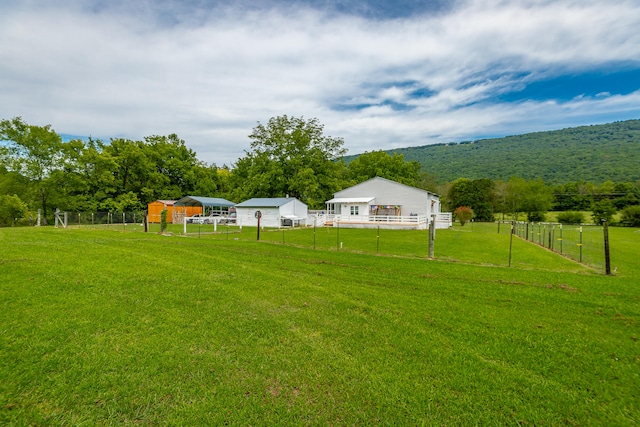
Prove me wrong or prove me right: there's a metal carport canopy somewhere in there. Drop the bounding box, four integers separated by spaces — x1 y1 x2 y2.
174 196 236 208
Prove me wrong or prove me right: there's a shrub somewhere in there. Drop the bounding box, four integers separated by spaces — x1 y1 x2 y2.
556 211 584 225
453 206 474 226
527 211 546 222
0 194 29 226
620 205 640 227
160 209 168 232
591 200 617 224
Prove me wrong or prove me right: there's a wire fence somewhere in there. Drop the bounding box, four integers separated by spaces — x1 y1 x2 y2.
52 212 609 273
207 222 434 258
56 211 433 255
60 211 143 229
497 221 606 270
57 211 244 234
57 211 167 232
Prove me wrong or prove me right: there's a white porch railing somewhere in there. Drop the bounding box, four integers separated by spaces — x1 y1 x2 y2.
225 213 453 229
334 214 428 224
310 213 452 229
434 212 453 229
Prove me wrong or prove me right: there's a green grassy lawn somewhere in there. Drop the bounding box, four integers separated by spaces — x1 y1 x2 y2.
1 226 638 425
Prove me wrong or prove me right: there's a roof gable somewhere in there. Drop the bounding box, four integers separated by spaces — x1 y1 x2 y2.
326 197 375 204
334 177 437 198
236 197 303 208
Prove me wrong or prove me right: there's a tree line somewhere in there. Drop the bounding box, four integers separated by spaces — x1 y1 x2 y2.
0 115 425 225
446 177 640 226
2 115 639 227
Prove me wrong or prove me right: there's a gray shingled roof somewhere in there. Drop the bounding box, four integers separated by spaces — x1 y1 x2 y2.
235 197 298 208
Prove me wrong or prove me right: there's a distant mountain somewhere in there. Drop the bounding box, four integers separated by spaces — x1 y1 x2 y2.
352 119 640 184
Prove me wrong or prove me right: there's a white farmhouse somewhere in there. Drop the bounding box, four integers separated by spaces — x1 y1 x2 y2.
325 177 451 229
235 197 308 228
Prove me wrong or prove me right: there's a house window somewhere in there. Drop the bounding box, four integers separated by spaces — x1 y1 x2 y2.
350 205 359 215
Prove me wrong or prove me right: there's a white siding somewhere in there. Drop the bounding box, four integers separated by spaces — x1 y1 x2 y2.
279 199 308 218
326 177 449 229
236 207 280 227
341 203 368 217
333 177 437 216
236 199 308 227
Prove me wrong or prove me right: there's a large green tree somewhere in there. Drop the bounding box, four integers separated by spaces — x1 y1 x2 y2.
506 177 554 221
552 181 593 211
104 138 153 198
0 117 63 222
446 178 495 221
612 181 640 209
229 115 347 208
144 134 206 200
346 150 420 187
0 163 30 200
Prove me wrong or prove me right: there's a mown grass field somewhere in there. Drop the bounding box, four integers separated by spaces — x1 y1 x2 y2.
1 224 638 425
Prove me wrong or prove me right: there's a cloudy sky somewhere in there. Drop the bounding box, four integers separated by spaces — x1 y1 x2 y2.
2 0 639 166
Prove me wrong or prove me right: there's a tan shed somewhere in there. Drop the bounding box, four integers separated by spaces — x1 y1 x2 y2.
147 200 203 223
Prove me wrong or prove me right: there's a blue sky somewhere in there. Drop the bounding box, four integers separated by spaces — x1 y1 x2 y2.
1 0 639 165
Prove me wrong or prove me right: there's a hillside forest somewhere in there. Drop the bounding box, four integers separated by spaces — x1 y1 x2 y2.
384 119 640 184
1 116 640 227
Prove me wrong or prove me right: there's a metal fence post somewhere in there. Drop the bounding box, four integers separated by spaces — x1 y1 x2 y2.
602 219 612 275
428 215 435 259
579 226 583 263
508 222 514 267
559 224 563 254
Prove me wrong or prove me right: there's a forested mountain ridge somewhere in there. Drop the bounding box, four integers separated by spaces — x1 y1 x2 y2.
367 119 640 184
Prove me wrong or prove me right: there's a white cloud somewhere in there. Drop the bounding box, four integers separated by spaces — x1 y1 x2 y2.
0 0 639 165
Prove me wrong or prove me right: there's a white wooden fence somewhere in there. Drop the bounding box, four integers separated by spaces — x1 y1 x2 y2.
310 213 452 229
181 212 453 231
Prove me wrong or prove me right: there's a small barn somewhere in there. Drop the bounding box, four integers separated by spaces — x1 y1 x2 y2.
174 196 236 223
325 177 451 229
147 200 181 223
235 197 308 228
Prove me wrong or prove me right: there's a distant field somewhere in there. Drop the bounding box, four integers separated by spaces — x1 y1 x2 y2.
1 226 638 425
